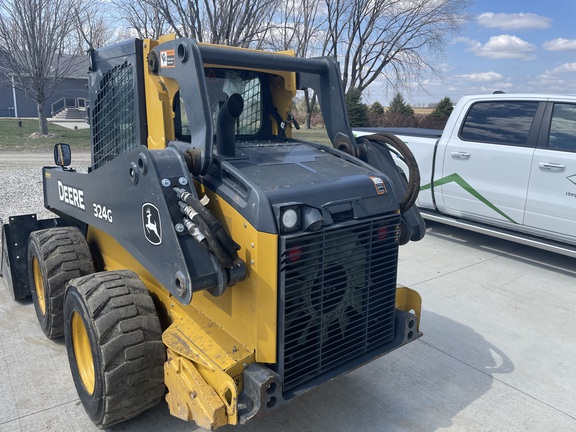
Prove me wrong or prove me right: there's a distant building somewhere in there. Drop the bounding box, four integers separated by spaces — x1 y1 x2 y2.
0 49 89 118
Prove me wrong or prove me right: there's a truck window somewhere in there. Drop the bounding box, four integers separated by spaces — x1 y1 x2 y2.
548 103 576 152
460 101 539 146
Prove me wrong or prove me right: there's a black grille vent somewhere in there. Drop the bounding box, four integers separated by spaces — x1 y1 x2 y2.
279 214 400 392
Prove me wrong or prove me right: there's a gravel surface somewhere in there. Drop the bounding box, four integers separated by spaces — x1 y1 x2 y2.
0 152 91 241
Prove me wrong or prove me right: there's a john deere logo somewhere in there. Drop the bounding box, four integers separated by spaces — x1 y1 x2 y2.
568 174 576 186
142 203 162 245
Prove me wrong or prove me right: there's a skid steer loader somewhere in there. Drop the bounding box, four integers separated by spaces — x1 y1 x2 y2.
1 34 425 429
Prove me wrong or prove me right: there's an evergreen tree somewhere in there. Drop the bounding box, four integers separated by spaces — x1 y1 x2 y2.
345 88 369 127
430 96 454 118
369 101 385 116
387 92 414 117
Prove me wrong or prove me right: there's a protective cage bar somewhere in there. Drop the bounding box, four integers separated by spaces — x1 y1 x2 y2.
278 213 401 392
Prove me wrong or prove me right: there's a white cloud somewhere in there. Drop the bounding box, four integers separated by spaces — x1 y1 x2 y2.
546 63 576 74
543 38 576 51
477 12 552 30
533 64 576 94
456 71 503 82
467 35 537 60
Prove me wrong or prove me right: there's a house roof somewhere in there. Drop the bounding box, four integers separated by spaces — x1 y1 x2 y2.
0 48 89 80
61 53 90 79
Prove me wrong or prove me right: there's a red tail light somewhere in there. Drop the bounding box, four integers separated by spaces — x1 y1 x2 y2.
288 246 303 263
377 227 389 240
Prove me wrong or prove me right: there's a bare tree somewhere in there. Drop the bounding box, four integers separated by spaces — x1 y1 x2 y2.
108 0 469 129
69 1 122 53
334 0 472 94
268 0 469 125
0 0 80 134
266 0 326 128
144 0 280 47
112 0 170 40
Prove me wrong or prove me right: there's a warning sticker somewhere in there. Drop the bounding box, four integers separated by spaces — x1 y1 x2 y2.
369 176 387 195
160 49 175 68
206 69 217 81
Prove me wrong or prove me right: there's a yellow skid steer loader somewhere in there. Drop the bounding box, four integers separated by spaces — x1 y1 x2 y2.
1 34 424 429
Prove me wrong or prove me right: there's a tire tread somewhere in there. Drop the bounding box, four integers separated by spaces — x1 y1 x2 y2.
66 270 165 428
29 227 94 338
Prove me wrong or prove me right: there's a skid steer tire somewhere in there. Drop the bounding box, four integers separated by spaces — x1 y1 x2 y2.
63 270 166 428
28 227 94 339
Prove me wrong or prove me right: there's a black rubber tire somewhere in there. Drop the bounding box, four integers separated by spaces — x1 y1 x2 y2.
28 227 94 338
63 270 166 428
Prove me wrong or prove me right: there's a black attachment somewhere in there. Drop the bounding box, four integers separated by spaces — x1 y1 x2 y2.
1 215 71 300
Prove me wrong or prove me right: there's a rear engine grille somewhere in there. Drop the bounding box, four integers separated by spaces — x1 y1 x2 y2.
279 213 400 392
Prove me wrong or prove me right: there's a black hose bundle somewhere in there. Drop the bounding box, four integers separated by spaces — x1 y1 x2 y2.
174 188 240 268
361 132 421 212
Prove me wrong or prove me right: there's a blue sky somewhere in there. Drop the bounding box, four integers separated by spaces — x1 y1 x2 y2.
372 0 576 106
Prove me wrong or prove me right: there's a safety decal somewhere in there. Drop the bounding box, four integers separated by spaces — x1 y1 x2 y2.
369 176 387 195
160 49 175 68
206 69 217 81
142 203 162 245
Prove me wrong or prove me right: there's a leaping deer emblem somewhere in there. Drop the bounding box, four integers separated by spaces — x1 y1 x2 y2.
145 208 159 239
143 204 162 245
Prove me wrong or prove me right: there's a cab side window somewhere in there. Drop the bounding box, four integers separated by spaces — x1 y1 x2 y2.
460 101 539 147
548 103 576 152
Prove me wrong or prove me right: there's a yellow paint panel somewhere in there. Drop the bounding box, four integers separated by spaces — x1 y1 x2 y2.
163 318 253 373
395 285 422 331
193 184 278 364
164 348 227 429
142 38 178 150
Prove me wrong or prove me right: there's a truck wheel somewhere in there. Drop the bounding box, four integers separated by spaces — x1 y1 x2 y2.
63 270 166 428
28 227 94 338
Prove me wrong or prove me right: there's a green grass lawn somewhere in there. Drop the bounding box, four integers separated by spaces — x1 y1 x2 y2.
0 118 333 153
0 118 90 152
291 127 332 146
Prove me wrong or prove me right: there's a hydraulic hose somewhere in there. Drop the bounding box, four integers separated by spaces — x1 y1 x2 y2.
174 188 240 268
361 132 421 212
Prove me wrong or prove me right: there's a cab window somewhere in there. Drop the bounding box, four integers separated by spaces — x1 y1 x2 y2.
548 103 576 152
460 101 539 147
176 68 264 140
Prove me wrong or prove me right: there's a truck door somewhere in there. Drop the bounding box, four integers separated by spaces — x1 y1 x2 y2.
439 100 541 227
524 102 576 244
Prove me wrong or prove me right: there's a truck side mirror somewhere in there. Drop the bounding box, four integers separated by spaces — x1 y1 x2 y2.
54 143 71 167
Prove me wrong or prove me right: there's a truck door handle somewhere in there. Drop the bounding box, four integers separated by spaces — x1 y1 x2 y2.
451 151 471 160
538 162 566 171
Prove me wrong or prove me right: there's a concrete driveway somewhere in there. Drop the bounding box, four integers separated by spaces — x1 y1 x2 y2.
1 166 575 431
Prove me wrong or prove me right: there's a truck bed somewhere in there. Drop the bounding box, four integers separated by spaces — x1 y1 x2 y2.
354 127 443 140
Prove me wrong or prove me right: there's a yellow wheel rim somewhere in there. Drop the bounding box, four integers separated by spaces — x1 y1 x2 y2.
32 256 46 315
72 312 95 395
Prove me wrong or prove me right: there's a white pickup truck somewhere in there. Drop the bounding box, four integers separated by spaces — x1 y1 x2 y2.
356 93 576 258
